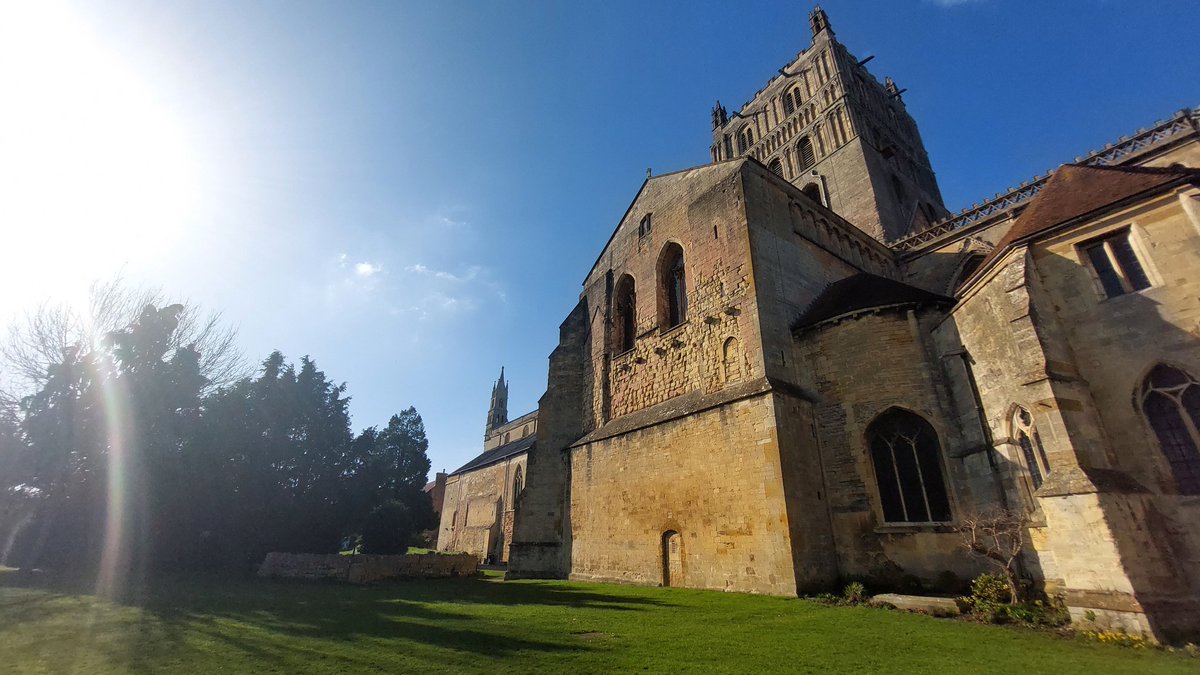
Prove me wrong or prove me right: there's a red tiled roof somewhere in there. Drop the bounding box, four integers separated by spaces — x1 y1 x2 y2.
976 163 1199 273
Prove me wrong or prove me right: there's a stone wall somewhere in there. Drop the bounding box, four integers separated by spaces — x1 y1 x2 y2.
567 389 812 595
1028 189 1200 639
257 552 477 583
796 308 990 587
437 451 527 563
581 161 760 424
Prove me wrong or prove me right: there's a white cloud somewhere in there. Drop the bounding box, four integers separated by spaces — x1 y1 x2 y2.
355 261 382 277
436 215 468 228
405 263 480 283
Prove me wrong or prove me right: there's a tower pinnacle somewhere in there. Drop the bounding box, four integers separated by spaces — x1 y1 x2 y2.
809 6 832 37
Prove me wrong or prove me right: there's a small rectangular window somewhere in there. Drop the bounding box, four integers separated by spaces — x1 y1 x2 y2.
1080 228 1151 299
639 214 652 237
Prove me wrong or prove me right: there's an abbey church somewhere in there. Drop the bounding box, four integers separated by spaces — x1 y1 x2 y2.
439 7 1200 640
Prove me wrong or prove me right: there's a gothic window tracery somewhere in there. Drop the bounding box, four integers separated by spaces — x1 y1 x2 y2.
867 409 952 524
1140 364 1200 494
1012 406 1051 498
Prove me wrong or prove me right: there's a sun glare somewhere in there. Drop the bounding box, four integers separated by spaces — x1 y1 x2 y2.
0 2 198 308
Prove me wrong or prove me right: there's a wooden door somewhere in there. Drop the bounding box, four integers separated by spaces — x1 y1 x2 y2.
662 531 682 587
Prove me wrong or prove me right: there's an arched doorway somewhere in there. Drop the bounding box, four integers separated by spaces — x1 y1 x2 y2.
661 530 682 587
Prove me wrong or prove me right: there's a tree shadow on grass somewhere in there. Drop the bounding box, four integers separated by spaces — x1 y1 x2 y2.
1 570 666 671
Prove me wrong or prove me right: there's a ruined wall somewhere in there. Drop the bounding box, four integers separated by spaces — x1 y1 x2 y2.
258 552 477 583
437 452 527 563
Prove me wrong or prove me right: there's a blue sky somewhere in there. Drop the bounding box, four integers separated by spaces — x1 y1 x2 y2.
1 0 1197 474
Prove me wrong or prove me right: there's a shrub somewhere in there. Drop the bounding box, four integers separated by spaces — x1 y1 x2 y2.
968 573 1011 605
359 500 413 555
960 574 1067 627
843 582 866 604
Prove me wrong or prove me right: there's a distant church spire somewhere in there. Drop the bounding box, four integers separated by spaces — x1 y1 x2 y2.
485 367 509 436
809 5 832 37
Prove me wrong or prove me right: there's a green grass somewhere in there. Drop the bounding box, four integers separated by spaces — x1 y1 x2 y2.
0 570 1194 674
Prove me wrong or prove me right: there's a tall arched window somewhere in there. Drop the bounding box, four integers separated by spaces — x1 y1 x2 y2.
797 136 816 171
613 274 636 353
867 409 952 523
768 158 784 177
782 91 795 116
1012 406 1051 491
1140 364 1200 494
511 466 524 509
658 243 687 328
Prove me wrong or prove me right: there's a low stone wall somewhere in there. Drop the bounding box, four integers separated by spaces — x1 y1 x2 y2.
257 552 477 583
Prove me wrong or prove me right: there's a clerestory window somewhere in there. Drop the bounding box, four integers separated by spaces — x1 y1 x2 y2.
658 243 687 329
613 275 636 353
1080 228 1151 299
868 409 952 524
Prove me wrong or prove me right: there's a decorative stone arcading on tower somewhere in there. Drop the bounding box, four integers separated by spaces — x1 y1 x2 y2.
708 6 948 243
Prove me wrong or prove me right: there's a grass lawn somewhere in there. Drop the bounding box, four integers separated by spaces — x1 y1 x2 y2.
0 569 1194 674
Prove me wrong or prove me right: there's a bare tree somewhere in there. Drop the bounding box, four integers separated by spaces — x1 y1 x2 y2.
1 276 248 399
957 508 1029 604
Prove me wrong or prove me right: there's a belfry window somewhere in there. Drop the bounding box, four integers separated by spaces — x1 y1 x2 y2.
1013 406 1051 491
783 91 795 116
867 409 952 523
658 243 687 329
1140 364 1200 495
801 183 822 205
797 136 815 171
613 275 636 353
1080 228 1151 298
768 158 784 177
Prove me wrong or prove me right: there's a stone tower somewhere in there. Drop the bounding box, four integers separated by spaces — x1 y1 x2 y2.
485 367 508 437
709 6 947 242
